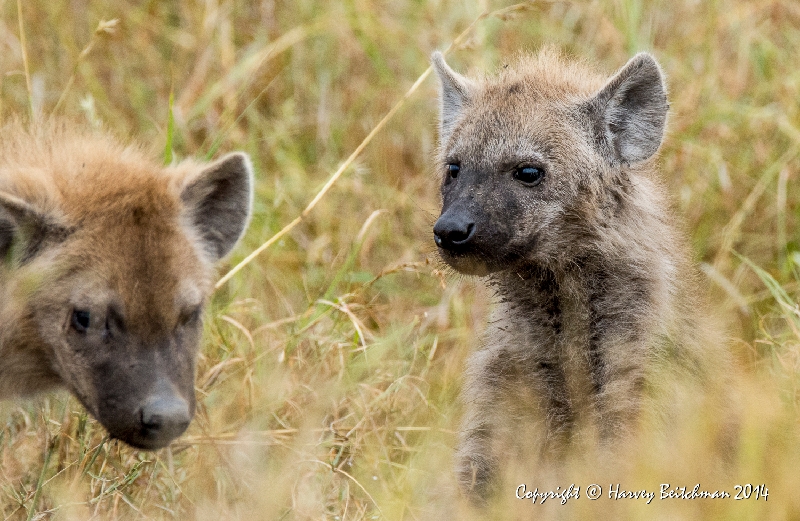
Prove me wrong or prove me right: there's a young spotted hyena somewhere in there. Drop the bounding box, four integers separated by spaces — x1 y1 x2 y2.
0 119 252 449
431 50 733 500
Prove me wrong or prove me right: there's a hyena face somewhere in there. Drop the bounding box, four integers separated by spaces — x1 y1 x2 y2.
431 51 667 274
32 228 203 450
0 134 252 449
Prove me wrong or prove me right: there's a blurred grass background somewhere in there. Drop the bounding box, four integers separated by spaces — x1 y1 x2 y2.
1 0 799 519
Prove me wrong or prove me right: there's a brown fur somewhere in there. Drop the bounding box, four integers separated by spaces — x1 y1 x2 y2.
431 49 735 501
0 118 253 449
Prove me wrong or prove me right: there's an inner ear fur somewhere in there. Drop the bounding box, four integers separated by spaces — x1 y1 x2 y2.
0 205 14 259
431 51 477 145
0 191 58 263
587 52 669 165
180 152 254 262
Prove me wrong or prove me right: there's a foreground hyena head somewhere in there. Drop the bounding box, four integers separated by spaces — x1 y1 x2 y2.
0 121 252 449
431 49 668 274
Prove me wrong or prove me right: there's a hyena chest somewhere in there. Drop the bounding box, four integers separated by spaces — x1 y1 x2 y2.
495 270 610 436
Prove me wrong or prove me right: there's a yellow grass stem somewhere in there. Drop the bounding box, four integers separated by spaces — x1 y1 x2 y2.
713 143 800 269
307 459 385 519
777 166 789 271
25 436 56 521
184 22 322 121
51 19 119 115
15 0 33 118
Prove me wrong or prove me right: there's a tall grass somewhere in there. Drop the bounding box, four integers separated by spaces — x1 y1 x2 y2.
1 0 799 519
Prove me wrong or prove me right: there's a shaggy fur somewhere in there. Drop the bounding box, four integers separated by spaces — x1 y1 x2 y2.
0 119 252 449
430 49 735 501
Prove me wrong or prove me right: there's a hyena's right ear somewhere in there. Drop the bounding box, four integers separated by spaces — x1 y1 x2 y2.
431 51 476 144
181 152 254 262
587 53 669 165
0 191 56 263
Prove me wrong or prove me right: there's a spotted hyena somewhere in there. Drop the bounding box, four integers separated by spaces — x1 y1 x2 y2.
430 49 734 500
0 119 252 449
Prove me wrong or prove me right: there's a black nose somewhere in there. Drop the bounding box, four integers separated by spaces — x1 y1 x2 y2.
140 394 191 445
433 211 476 250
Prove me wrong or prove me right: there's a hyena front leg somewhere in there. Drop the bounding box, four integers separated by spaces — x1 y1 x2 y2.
456 348 573 502
590 342 647 441
455 378 502 501
585 267 651 441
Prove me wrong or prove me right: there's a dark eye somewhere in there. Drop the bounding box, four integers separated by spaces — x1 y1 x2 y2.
446 164 460 179
513 166 545 186
179 306 202 328
71 310 91 333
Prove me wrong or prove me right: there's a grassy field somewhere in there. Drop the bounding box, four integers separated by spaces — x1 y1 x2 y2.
1 0 800 519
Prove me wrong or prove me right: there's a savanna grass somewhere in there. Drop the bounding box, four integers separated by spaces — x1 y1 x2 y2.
1 1 799 519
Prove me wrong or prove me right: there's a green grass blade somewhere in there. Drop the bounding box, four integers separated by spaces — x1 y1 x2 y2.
164 89 175 165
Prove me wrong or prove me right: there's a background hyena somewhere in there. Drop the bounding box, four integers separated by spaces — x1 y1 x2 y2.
431 49 735 500
0 119 252 449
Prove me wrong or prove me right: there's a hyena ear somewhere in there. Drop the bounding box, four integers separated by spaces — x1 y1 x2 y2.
0 191 55 263
431 51 476 144
181 152 254 261
588 53 668 164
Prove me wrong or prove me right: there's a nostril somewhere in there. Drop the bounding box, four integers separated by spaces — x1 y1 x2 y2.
434 216 477 250
140 396 191 439
141 408 158 429
451 222 475 245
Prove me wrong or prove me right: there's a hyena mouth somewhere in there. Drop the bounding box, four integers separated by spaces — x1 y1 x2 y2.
433 221 493 275
438 249 496 277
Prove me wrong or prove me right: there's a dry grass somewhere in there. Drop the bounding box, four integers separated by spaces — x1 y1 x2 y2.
1 0 800 519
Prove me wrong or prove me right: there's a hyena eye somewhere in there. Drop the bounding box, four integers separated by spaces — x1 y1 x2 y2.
446 164 460 179
513 166 545 186
71 309 91 333
178 306 202 328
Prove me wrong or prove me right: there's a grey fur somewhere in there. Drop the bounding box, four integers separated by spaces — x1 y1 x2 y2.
430 49 734 502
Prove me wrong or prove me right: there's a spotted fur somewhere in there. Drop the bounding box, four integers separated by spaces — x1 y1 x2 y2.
431 49 735 501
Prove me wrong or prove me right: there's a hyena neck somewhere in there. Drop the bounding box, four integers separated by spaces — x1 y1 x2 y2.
488 253 665 432
491 253 660 321
489 242 667 363
490 264 563 335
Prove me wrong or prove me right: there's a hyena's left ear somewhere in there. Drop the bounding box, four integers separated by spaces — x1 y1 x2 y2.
431 51 477 144
0 191 57 263
587 53 669 165
181 152 254 261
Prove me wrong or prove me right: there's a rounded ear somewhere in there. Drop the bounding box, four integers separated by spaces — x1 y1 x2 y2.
0 191 59 263
180 152 254 261
587 53 669 165
431 51 476 145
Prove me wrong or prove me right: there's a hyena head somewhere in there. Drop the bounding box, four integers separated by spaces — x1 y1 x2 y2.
0 131 252 449
431 49 668 275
